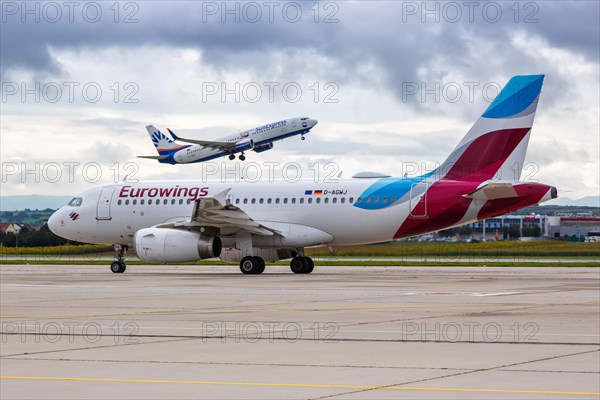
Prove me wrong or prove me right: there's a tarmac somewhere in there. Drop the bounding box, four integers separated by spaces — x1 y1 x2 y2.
1 264 599 399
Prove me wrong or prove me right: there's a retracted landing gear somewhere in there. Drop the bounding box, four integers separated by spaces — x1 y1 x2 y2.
239 256 265 274
111 244 127 273
290 256 314 274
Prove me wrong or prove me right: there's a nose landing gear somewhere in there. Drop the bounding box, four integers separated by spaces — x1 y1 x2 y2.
110 244 127 273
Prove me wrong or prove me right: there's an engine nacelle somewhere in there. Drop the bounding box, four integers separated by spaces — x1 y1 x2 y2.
253 142 273 153
135 228 221 263
234 139 254 153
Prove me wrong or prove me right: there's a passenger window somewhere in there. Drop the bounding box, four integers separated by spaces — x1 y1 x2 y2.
392 197 397 203
299 198 304 204
243 198 248 204
251 198 256 204
291 198 296 204
235 198 240 204
187 199 191 204
140 199 145 205
133 199 137 205
283 198 288 204
332 198 337 204
383 197 388 204
125 199 129 205
308 198 313 204
267 198 272 204
259 198 264 204
179 199 183 205
349 197 354 203
356 197 362 203
374 197 379 204
365 197 371 204
171 199 176 205
163 199 168 205
341 198 345 204
275 198 280 204
117 199 122 205
316 198 321 204
148 199 152 205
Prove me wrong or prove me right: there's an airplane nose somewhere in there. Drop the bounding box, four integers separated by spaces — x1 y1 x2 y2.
310 119 318 127
47 210 61 235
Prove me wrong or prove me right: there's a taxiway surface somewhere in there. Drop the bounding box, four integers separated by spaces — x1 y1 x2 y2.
1 264 599 399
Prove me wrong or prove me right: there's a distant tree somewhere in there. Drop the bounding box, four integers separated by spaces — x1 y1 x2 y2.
2 233 16 247
508 224 521 239
521 224 542 237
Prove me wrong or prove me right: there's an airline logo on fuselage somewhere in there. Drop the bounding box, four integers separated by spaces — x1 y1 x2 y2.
119 185 209 200
254 120 286 134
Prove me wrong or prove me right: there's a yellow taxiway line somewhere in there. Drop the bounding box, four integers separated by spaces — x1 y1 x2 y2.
1 375 598 396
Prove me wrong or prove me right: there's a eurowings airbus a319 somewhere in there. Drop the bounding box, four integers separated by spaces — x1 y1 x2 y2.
138 117 318 164
49 75 557 275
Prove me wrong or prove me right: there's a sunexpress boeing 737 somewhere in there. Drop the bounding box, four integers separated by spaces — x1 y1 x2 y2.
138 117 318 164
49 75 557 274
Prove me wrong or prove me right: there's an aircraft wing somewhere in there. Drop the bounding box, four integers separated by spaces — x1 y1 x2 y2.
137 155 170 160
463 182 519 200
167 128 238 151
155 189 280 236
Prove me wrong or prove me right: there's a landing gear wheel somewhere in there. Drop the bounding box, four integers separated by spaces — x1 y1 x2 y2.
290 257 308 274
253 257 265 274
301 135 306 141
239 154 246 161
304 257 314 274
111 262 126 273
240 256 265 274
228 154 235 160
111 244 128 273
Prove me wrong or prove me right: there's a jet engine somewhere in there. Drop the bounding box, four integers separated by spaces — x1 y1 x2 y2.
253 142 273 153
135 228 221 263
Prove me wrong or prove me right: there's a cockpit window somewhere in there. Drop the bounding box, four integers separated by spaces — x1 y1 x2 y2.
68 197 83 207
301 117 309 120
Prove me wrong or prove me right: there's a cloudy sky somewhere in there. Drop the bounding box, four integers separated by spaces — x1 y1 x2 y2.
1 1 598 199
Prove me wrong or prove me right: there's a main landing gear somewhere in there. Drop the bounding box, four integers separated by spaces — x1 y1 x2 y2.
301 135 306 141
228 153 246 161
239 256 265 274
290 256 314 274
110 244 127 273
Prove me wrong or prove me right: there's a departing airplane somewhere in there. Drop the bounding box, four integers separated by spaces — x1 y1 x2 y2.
138 117 318 164
49 75 556 275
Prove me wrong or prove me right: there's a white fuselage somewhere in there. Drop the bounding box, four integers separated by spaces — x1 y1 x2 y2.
170 117 316 164
48 179 418 247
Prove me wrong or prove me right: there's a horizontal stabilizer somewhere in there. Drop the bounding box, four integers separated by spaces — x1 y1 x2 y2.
137 155 169 160
463 182 519 200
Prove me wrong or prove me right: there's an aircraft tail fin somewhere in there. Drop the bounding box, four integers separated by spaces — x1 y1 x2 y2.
146 125 185 156
436 75 544 183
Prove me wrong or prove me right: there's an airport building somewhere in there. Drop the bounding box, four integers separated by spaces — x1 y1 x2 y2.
465 215 600 241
